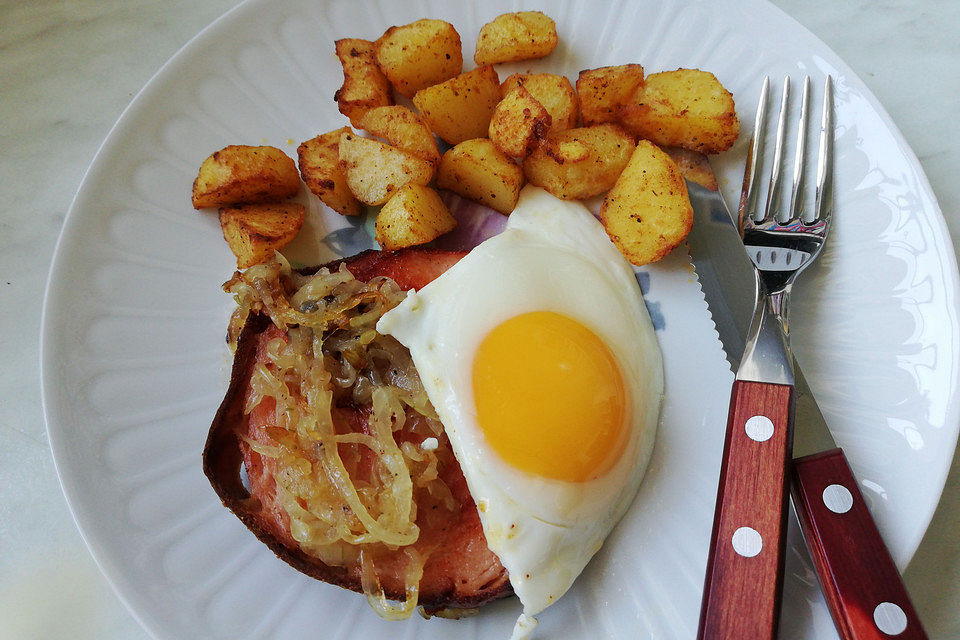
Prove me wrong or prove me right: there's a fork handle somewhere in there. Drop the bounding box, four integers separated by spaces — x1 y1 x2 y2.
698 380 794 640
792 449 928 640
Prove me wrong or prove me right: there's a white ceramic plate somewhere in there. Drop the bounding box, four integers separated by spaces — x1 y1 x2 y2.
41 0 960 638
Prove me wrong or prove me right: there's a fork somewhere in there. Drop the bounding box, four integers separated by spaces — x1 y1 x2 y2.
696 76 832 640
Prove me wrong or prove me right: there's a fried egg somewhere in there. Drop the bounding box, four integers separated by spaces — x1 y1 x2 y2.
377 186 663 630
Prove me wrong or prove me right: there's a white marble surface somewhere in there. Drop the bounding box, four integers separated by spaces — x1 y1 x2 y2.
1 0 957 638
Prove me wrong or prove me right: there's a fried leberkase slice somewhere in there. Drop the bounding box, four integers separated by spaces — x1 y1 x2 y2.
203 249 511 612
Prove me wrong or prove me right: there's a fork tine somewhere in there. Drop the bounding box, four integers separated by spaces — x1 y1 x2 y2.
788 76 811 222
739 76 770 227
763 77 790 222
814 76 834 223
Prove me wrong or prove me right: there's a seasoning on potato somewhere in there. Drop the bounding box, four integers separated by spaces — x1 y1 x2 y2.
413 65 502 146
375 19 463 99
334 38 393 128
474 11 558 65
219 203 305 268
360 105 441 166
297 128 362 217
337 132 434 206
522 124 635 200
375 184 457 250
599 140 693 266
500 73 579 132
192 145 300 209
616 68 739 154
577 64 645 126
488 85 552 158
436 138 525 214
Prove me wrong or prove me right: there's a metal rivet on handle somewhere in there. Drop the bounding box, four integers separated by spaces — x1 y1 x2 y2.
822 483 854 514
731 526 763 557
744 415 775 442
873 602 908 635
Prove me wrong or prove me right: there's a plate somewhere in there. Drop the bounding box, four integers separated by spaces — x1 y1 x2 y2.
40 0 960 638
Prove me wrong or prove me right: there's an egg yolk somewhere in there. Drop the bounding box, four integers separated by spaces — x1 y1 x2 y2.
472 311 628 482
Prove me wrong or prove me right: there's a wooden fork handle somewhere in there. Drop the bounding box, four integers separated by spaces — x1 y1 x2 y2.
698 380 794 640
792 449 928 640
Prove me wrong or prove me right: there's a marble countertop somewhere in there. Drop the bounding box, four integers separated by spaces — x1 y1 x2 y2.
2 0 957 637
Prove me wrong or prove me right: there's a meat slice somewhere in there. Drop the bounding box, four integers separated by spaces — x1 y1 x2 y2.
203 248 511 611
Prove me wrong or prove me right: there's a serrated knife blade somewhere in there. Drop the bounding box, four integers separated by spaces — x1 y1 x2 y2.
686 181 834 458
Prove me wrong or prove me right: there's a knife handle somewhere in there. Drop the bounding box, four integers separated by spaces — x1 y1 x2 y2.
698 380 794 640
792 449 928 640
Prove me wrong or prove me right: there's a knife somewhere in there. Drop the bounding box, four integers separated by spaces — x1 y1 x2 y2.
687 181 928 640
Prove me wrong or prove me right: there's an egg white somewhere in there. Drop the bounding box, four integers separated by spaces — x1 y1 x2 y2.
377 186 664 617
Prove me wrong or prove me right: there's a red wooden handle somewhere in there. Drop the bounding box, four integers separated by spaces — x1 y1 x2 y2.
698 380 794 640
792 449 928 640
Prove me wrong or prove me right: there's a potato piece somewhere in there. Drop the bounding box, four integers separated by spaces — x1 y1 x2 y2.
337 133 434 206
219 203 305 268
617 68 739 153
436 139 524 214
599 140 693 266
522 124 635 200
500 73 578 131
474 11 558 65
413 66 502 145
577 64 645 126
488 86 552 158
662 146 718 191
360 106 440 165
334 38 393 128
374 19 463 99
375 184 457 250
192 145 300 209
297 128 362 217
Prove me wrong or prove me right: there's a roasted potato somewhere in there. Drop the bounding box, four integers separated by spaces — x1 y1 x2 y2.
522 124 635 199
599 140 693 266
359 105 440 166
617 68 738 153
334 39 393 128
500 73 579 131
219 203 305 268
338 132 434 206
662 145 718 191
192 145 300 209
297 128 362 217
412 66 502 145
488 86 552 158
577 64 645 126
375 184 457 250
474 11 558 65
375 19 463 98
436 139 524 214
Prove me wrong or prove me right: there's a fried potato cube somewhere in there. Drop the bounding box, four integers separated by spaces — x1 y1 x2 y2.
375 184 457 250
436 139 524 214
334 38 393 128
374 19 463 99
662 146 718 191
412 66 502 145
577 64 645 126
599 140 693 266
360 105 440 166
617 68 739 153
500 73 578 131
522 124 635 200
192 145 300 209
219 203 305 268
474 11 558 65
337 133 434 206
488 86 552 158
297 128 362 217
